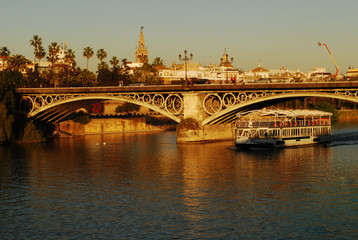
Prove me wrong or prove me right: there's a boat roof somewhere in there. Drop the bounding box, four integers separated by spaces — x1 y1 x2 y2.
237 109 332 118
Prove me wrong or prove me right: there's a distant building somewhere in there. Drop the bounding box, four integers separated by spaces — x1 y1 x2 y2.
218 49 233 69
31 42 70 73
135 27 149 63
123 61 143 75
347 67 358 78
158 49 241 84
268 68 307 82
308 67 332 80
249 63 270 79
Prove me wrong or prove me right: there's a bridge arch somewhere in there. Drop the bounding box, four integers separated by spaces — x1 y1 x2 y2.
25 95 182 123
16 83 358 126
202 91 358 125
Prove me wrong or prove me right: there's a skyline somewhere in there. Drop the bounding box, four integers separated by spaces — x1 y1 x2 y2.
1 0 358 73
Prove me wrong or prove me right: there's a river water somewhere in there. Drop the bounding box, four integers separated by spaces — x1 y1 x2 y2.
0 126 357 239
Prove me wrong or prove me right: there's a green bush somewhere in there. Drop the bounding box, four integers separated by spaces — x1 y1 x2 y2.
313 101 339 123
115 102 140 113
72 112 91 125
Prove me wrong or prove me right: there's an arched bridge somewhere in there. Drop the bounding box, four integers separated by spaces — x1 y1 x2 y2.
15 82 358 125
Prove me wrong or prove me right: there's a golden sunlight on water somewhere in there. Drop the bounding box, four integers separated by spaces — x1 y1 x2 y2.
0 131 356 239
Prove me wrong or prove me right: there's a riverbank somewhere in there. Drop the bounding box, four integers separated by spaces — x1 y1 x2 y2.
338 110 358 122
57 117 176 137
55 110 358 138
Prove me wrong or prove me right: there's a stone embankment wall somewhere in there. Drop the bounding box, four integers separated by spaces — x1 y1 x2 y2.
338 110 358 122
176 118 234 143
176 123 234 143
59 117 174 136
57 110 358 141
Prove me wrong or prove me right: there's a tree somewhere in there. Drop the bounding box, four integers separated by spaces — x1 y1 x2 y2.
1 69 26 87
110 56 120 70
30 35 45 66
0 102 14 143
152 57 164 66
115 102 140 113
77 69 97 86
35 45 46 66
7 54 31 72
152 57 164 76
0 47 11 85
121 58 129 74
96 49 107 63
30 35 42 63
64 49 75 82
97 61 109 71
145 75 161 85
47 42 60 69
25 68 46 87
83 46 94 71
141 62 153 75
313 101 339 123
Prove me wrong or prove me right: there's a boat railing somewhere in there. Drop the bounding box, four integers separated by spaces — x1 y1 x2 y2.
235 119 331 128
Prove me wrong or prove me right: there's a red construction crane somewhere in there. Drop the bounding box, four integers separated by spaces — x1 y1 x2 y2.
318 42 339 78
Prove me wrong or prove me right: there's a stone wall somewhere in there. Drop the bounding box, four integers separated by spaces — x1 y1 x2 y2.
59 117 172 136
176 119 234 143
338 110 358 122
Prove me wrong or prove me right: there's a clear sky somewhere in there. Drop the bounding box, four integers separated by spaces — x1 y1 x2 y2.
1 0 357 73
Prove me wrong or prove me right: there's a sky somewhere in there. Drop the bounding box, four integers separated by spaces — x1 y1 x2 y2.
1 0 358 73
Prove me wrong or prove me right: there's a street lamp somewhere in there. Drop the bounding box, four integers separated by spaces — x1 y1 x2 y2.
179 50 193 86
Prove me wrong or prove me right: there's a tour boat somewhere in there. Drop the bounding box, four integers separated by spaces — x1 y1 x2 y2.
234 109 332 148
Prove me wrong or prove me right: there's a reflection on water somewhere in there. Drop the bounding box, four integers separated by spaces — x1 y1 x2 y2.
0 130 357 239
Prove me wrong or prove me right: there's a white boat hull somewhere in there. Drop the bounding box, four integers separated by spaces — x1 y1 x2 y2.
235 135 331 149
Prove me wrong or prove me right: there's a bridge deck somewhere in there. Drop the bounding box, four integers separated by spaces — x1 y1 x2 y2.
15 82 358 94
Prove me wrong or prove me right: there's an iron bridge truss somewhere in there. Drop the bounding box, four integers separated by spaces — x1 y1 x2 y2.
19 88 358 124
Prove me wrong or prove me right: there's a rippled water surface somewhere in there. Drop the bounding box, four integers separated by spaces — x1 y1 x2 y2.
1 127 357 239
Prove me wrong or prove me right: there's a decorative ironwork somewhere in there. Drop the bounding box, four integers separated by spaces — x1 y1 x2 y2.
20 92 185 117
18 88 358 124
202 90 358 116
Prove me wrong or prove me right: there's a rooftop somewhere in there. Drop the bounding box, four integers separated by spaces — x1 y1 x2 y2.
238 109 332 118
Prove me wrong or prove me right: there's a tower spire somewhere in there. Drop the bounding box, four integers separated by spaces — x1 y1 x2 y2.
135 26 148 63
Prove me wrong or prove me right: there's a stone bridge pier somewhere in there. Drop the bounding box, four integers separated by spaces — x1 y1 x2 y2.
177 93 234 143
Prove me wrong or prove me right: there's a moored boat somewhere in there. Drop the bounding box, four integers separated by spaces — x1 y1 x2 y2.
234 109 332 148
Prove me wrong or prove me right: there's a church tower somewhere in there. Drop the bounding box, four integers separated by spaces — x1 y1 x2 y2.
135 26 149 63
219 48 233 68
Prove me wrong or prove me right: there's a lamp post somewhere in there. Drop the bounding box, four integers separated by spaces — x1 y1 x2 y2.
179 50 193 86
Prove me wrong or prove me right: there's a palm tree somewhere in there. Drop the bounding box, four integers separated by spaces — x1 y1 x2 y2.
65 49 75 81
35 45 46 67
47 42 60 69
77 69 98 86
83 46 94 71
30 35 42 63
7 54 31 72
121 58 129 74
152 57 164 66
0 47 11 84
110 56 120 70
96 49 107 63
97 61 109 71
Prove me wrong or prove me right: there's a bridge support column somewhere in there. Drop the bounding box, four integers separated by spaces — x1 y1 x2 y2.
182 93 206 121
177 93 234 143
